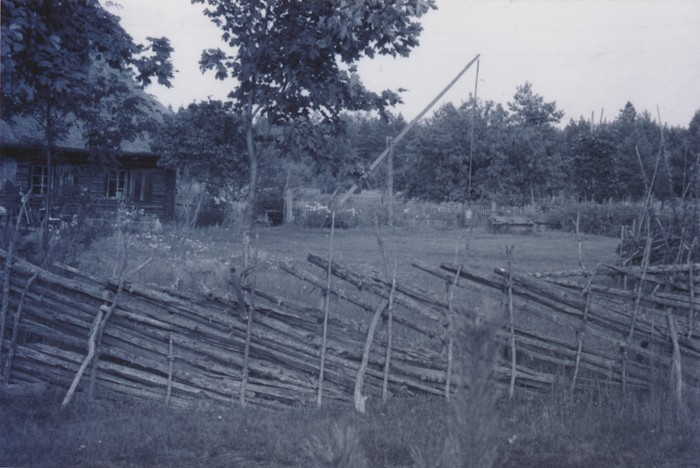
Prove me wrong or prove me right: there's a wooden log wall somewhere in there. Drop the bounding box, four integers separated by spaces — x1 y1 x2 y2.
2 246 699 411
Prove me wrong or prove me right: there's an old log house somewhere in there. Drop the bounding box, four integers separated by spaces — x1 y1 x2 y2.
0 116 175 223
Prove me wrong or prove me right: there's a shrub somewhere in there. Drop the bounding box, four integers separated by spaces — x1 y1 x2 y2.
542 202 640 236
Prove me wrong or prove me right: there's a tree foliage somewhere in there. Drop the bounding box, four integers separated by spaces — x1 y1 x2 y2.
2 0 173 127
401 84 566 204
155 100 247 194
397 84 698 205
194 0 435 228
1 0 173 261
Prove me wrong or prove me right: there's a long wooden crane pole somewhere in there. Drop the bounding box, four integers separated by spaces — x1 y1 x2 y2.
336 53 481 207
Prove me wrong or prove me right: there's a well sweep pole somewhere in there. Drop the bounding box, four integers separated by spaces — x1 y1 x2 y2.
337 54 481 207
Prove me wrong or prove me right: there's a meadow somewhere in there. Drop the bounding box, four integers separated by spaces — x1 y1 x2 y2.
2 224 699 467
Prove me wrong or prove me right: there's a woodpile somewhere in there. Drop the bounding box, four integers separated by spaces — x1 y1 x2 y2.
1 244 699 411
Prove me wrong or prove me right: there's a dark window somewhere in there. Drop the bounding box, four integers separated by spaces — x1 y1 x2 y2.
60 166 79 187
107 170 128 199
106 169 152 201
129 170 153 202
31 165 49 194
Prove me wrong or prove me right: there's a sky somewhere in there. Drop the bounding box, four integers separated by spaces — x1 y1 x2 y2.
110 0 700 128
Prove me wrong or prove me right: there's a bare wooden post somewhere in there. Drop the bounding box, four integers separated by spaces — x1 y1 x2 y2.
1 271 38 386
240 254 257 407
381 260 397 403
317 211 336 408
688 250 696 339
386 137 394 228
445 248 462 401
165 333 174 406
64 277 125 409
62 307 105 409
505 245 516 399
571 267 597 393
666 313 683 413
0 191 30 372
354 299 389 413
622 229 651 394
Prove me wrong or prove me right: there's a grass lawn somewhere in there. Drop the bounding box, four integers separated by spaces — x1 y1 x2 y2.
3 224 698 467
76 225 620 294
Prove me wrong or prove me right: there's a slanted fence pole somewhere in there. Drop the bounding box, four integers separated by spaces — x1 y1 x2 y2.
445 263 461 400
505 245 517 399
382 260 398 403
354 299 389 413
571 267 597 393
240 253 258 407
165 333 174 406
0 192 31 372
317 211 336 408
1 271 38 386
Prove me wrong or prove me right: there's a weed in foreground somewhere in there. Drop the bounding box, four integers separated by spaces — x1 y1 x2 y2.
411 298 504 468
304 423 368 468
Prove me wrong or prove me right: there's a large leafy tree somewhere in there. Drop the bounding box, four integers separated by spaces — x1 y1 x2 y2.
562 118 621 202
193 0 435 229
501 82 566 202
401 103 473 201
156 100 247 195
1 0 173 259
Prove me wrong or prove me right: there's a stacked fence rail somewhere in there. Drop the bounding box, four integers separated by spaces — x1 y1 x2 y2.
1 248 698 410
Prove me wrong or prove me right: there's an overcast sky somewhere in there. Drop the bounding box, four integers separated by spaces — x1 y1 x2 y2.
111 0 700 127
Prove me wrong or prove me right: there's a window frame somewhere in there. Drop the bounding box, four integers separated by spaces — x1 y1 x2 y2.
31 164 49 195
106 170 129 199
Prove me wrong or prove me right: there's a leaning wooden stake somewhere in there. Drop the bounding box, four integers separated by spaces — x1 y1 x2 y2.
381 261 398 403
571 267 598 393
505 246 517 399
688 247 696 339
1 271 38 386
354 299 389 413
88 257 152 400
0 193 30 371
61 306 106 409
63 282 125 408
64 239 134 407
445 253 462 401
622 227 651 394
240 254 258 407
666 313 684 413
317 211 336 408
165 333 174 406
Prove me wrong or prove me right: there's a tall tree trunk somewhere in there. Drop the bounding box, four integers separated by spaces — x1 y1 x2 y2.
42 101 54 266
244 102 257 233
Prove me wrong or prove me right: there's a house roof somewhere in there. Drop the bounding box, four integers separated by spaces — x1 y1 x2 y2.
0 79 169 155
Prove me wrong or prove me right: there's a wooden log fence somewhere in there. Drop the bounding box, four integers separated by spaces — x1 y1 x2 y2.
1 247 699 410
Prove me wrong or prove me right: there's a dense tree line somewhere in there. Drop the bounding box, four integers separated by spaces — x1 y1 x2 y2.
398 85 700 205
159 81 700 209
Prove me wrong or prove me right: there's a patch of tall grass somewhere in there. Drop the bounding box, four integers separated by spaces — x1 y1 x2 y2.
3 342 696 467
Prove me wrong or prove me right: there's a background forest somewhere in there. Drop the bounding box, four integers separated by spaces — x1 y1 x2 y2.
156 81 700 214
